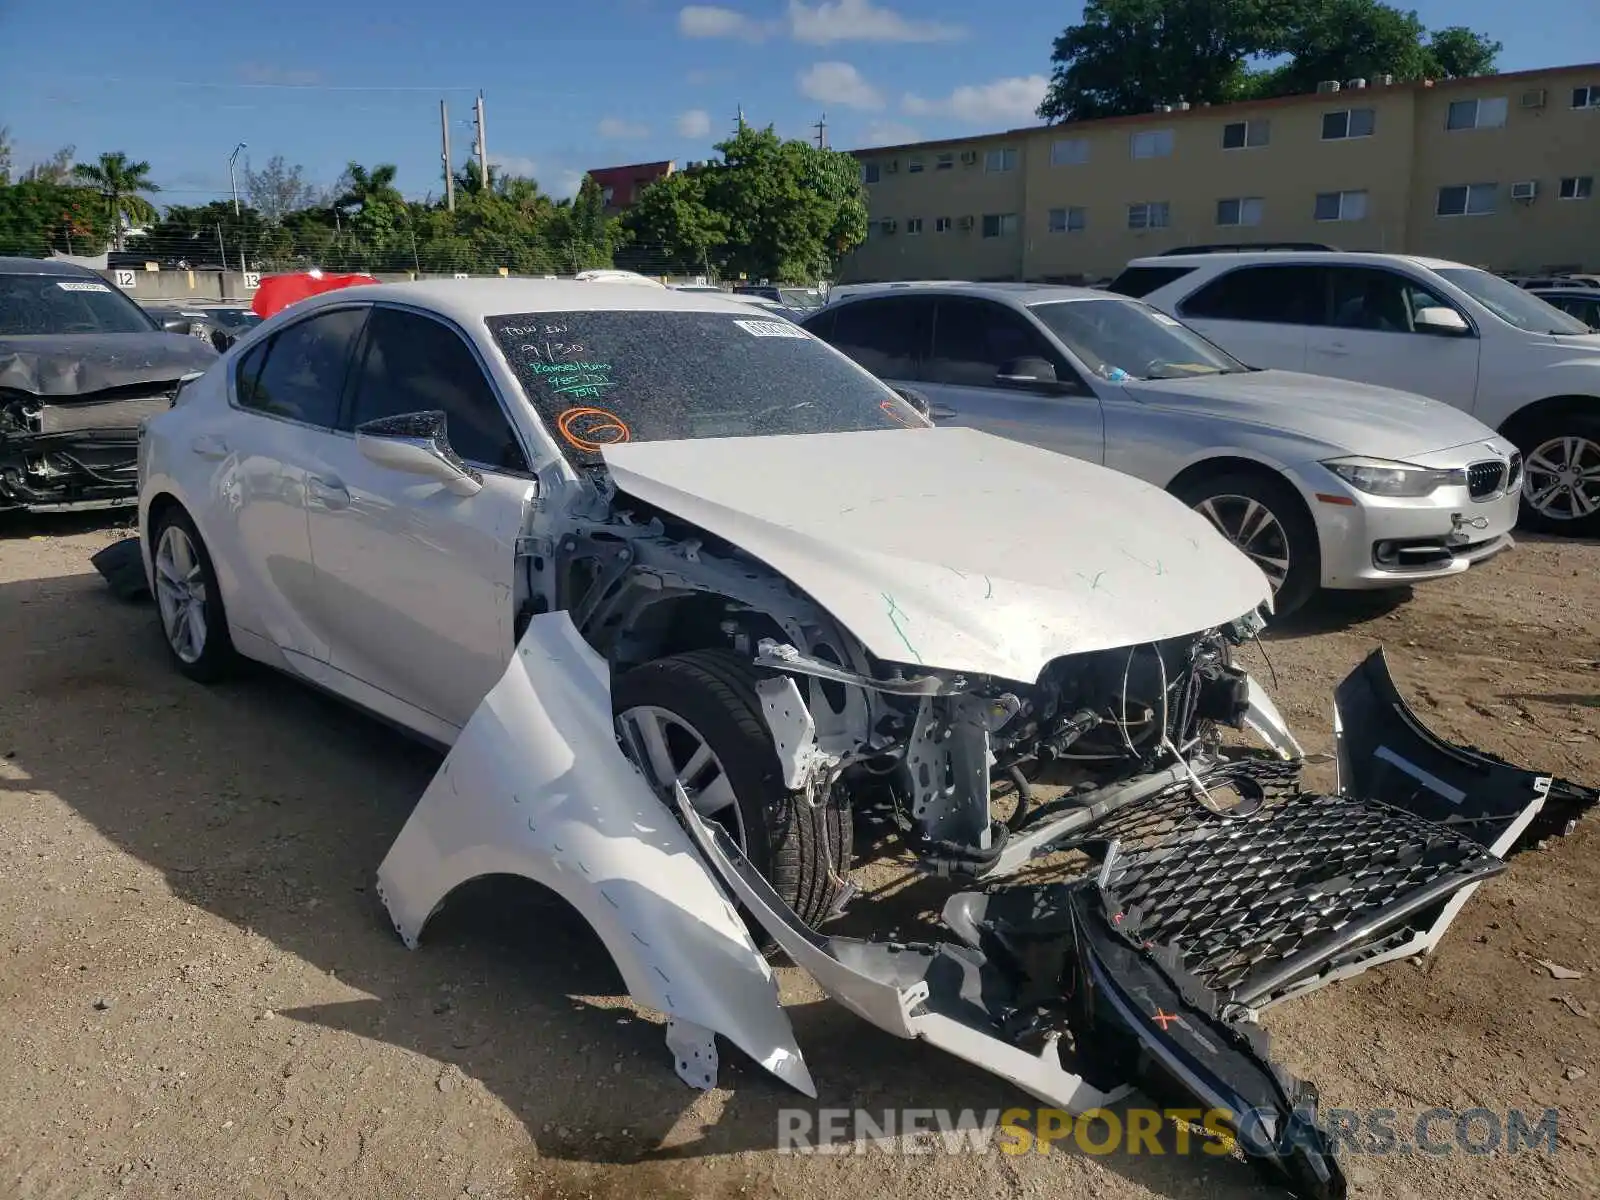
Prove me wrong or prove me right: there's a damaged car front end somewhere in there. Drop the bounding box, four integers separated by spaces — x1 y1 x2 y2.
0 260 217 512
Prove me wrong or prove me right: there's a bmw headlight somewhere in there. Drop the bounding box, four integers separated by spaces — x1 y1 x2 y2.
1321 456 1467 498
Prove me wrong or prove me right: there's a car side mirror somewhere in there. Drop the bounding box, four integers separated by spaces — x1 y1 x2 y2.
891 385 931 415
1414 306 1470 336
354 410 484 496
996 356 1060 387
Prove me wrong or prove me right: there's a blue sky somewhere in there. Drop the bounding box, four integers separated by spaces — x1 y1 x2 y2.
1 0 1593 206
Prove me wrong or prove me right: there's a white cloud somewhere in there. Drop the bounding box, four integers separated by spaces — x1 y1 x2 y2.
677 1 962 45
598 117 650 139
553 170 585 200
488 154 539 178
676 108 713 137
858 120 920 147
797 61 883 110
901 75 1048 125
678 5 775 40
788 0 962 45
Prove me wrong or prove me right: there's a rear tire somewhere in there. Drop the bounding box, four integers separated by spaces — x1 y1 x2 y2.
1173 469 1320 619
612 649 851 933
1512 410 1600 536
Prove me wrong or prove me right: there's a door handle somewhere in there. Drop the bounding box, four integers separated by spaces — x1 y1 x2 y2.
927 403 957 420
307 475 350 509
1315 343 1351 357
189 433 229 460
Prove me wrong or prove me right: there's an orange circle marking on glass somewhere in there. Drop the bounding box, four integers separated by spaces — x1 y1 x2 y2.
557 406 632 452
879 398 923 428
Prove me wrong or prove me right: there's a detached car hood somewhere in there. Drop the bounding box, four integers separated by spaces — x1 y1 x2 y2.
1122 369 1499 461
0 332 218 396
601 426 1271 683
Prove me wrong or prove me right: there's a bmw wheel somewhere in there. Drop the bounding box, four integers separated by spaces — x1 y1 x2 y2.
1174 470 1320 618
150 507 238 683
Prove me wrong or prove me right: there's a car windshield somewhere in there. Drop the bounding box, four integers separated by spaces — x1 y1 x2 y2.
486 308 928 465
778 288 823 310
1433 267 1592 335
1028 298 1248 381
0 273 157 335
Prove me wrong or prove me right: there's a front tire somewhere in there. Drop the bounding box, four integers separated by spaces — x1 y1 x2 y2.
612 649 851 932
150 506 237 683
1514 411 1600 536
1173 470 1320 619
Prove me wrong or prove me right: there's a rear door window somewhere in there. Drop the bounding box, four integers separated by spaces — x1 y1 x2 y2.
825 296 934 379
1178 265 1328 325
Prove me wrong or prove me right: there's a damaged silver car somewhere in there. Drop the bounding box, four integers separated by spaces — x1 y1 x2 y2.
104 279 1595 1199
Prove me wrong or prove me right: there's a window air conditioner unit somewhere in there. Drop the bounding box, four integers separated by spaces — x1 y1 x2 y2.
885 159 899 173
1347 78 1368 89
1511 180 1539 202
957 215 975 231
1520 88 1547 109
882 219 898 234
959 150 978 166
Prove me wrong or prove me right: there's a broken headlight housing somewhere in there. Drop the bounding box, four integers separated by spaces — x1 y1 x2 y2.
1321 455 1467 498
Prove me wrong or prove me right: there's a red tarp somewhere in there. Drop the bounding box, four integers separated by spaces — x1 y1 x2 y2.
250 271 381 319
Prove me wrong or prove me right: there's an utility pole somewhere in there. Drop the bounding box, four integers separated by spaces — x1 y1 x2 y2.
473 91 488 192
440 99 455 212
227 141 247 217
733 104 746 136
813 112 828 149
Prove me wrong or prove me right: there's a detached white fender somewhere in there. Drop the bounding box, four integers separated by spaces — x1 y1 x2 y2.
376 613 815 1097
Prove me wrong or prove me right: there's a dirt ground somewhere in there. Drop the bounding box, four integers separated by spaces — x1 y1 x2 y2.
1 514 1597 1200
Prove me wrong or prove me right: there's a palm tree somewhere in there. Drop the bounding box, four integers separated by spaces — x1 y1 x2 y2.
71 152 160 250
335 162 403 214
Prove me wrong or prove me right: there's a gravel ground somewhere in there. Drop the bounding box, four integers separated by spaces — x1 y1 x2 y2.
1 515 1597 1200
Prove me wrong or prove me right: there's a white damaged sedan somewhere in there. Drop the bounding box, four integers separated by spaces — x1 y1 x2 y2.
131 279 1586 1197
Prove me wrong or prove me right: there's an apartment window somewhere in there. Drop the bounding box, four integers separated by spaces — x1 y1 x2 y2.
981 212 1019 238
1050 137 1090 166
984 148 1018 172
1321 108 1376 140
935 216 952 233
1570 85 1600 109
862 162 881 184
1127 201 1170 230
600 186 615 205
935 152 954 170
1314 189 1368 221
1216 197 1264 227
1436 183 1498 216
1131 129 1174 159
906 217 924 234
1047 206 1087 233
1560 175 1595 200
1446 97 1508 130
907 157 925 174
1222 119 1270 149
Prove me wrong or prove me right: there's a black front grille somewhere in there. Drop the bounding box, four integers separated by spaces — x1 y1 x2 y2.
1467 459 1506 499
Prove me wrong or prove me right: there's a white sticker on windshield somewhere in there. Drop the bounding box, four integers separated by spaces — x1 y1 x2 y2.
733 318 808 339
56 281 112 293
1150 311 1182 326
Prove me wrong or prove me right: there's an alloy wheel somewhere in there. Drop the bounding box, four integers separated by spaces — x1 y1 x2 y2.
1194 494 1291 592
616 704 750 849
154 523 209 664
1523 435 1600 522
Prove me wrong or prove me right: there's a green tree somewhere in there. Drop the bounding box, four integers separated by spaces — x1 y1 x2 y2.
125 200 278 269
1425 25 1502 78
0 127 12 186
0 180 112 255
1038 0 1292 122
20 144 77 185
70 151 160 249
619 168 728 275
1037 0 1502 122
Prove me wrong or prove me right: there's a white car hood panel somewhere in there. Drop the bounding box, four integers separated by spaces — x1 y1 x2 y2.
601 427 1270 682
1122 369 1500 462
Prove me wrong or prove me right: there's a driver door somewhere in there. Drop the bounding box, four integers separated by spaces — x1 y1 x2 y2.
918 297 1105 463
302 304 538 734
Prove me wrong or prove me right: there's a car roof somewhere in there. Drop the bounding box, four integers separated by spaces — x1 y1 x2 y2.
283 278 784 326
0 256 101 277
1126 250 1467 272
1529 286 1600 296
825 281 1109 306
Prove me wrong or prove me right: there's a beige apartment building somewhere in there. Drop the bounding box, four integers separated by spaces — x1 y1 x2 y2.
841 62 1600 284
